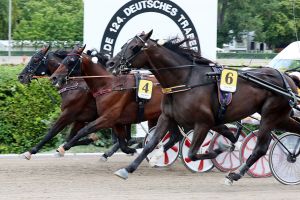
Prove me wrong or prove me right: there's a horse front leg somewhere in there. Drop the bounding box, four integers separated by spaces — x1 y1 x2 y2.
57 116 112 155
114 114 172 180
65 122 99 147
21 111 74 160
187 123 212 161
113 125 136 154
162 124 183 152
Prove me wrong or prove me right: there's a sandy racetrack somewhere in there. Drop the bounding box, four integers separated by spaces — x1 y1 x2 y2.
0 154 298 200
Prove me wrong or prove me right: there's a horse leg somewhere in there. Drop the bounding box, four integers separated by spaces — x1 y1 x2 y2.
101 124 133 161
187 123 212 161
58 117 112 154
276 117 300 133
21 111 73 160
162 125 183 152
206 124 240 159
114 114 172 179
65 122 99 147
101 142 121 161
225 125 272 184
113 125 136 154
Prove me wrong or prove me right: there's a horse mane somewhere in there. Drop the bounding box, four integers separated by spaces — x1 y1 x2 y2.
52 49 69 59
162 38 213 65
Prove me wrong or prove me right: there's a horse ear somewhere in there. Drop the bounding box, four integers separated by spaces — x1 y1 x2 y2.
46 44 51 51
79 44 86 53
145 30 153 41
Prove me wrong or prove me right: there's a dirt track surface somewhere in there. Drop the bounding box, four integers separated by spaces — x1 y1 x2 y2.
0 154 298 200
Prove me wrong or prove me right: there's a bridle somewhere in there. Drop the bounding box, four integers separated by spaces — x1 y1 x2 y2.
117 35 149 73
24 51 48 76
62 52 83 82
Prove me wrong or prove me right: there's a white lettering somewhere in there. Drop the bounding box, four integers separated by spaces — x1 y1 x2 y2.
181 20 189 29
170 8 177 16
123 8 131 16
165 4 171 13
147 0 154 8
105 37 114 44
178 14 186 22
184 27 192 35
104 44 112 51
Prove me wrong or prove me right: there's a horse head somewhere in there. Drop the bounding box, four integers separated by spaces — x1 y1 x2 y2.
50 44 86 88
106 30 154 75
18 45 51 84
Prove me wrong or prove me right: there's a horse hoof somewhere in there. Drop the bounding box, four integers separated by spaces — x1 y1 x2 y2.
224 177 233 186
55 146 65 157
89 133 99 141
114 168 129 180
20 152 31 160
99 156 107 162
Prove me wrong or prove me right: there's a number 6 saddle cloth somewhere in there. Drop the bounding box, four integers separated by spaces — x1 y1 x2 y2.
212 66 233 123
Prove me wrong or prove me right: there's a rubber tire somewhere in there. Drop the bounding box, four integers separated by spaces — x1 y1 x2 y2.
209 124 246 172
269 132 300 185
143 126 180 167
240 130 273 178
180 130 214 173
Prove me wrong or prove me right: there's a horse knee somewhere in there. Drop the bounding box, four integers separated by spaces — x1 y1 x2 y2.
253 145 268 157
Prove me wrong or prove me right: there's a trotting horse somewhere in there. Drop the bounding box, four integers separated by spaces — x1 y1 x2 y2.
50 45 182 157
106 30 300 184
18 46 133 160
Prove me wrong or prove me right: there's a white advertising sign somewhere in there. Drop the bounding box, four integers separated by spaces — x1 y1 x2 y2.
84 0 218 60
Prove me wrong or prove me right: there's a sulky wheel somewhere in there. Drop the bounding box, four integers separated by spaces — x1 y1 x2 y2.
269 132 300 185
240 130 273 178
143 126 180 167
180 130 214 173
209 124 246 172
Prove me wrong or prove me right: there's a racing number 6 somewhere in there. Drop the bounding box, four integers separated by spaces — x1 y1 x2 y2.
225 72 233 84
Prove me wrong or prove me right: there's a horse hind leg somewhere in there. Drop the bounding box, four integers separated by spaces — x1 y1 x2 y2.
187 123 212 161
225 118 277 185
162 125 183 152
275 116 300 134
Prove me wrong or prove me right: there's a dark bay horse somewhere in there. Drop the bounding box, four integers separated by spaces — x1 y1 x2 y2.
50 45 179 157
18 46 132 160
106 30 300 184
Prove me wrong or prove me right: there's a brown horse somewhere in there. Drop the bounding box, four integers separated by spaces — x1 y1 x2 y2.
49 45 177 156
106 30 300 183
18 46 133 160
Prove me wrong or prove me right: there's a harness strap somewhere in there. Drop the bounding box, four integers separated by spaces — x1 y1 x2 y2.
161 85 191 94
134 72 146 122
281 72 298 107
59 82 88 94
92 89 112 98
